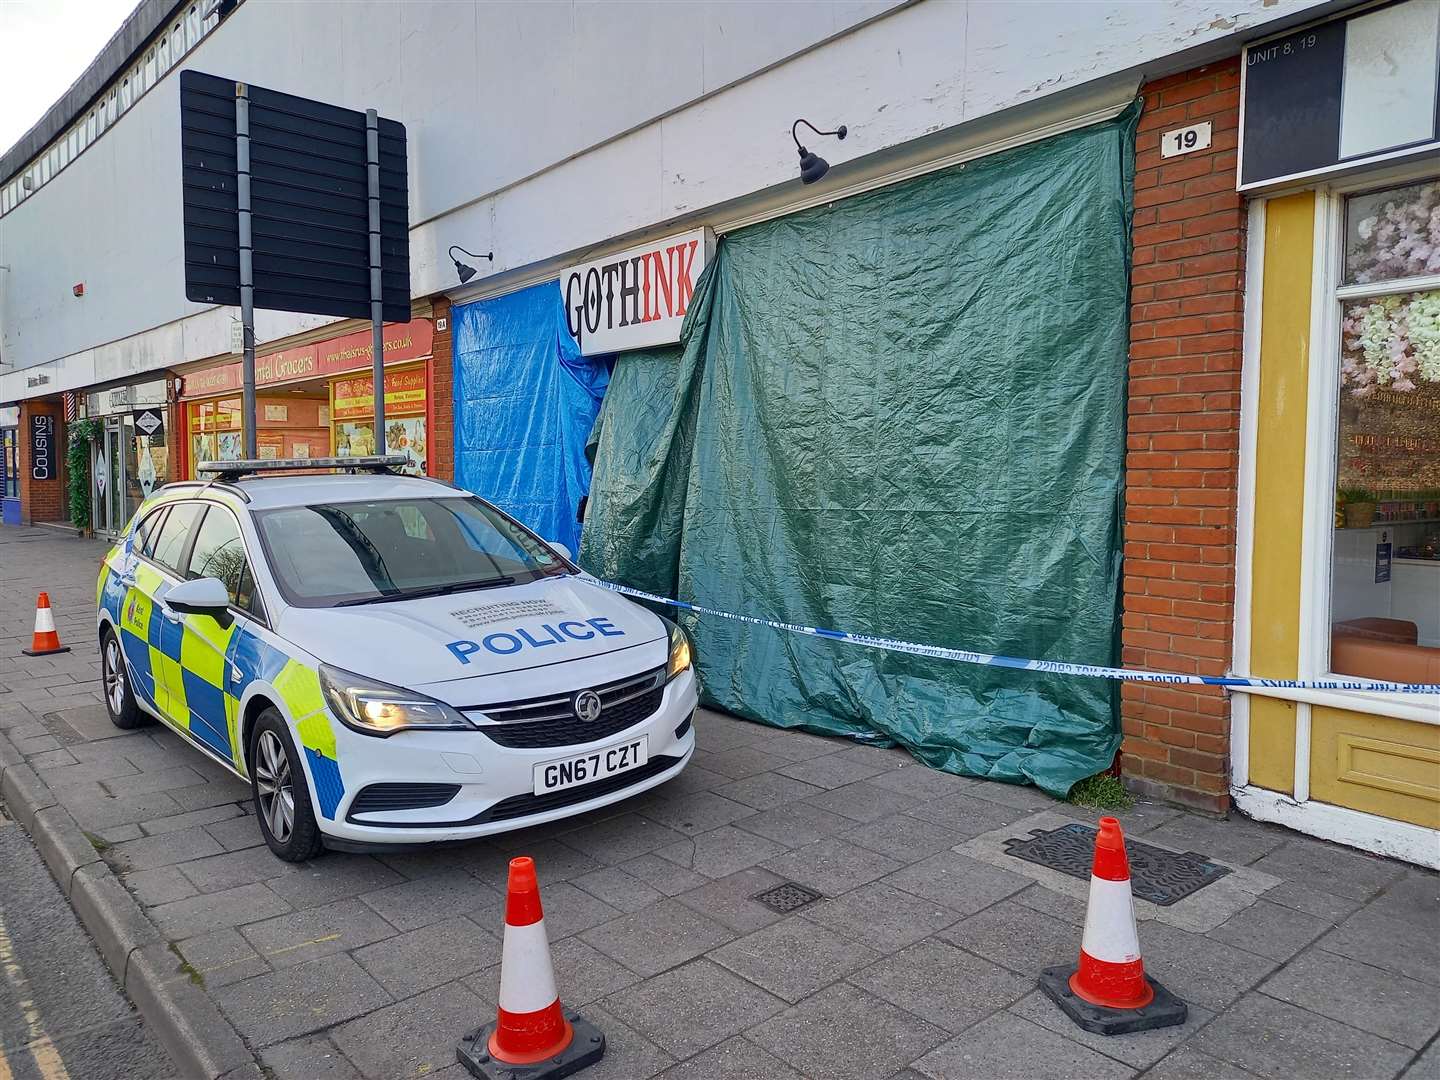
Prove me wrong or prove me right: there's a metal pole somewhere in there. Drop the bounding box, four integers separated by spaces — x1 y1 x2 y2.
366 109 384 452
236 83 257 459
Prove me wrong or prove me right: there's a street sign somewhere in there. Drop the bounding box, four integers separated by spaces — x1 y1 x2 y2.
133 408 165 439
179 70 410 322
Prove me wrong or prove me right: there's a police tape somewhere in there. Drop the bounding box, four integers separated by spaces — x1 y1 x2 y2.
596 580 1440 696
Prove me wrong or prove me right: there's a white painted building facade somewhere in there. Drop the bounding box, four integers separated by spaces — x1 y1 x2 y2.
1 0 1335 400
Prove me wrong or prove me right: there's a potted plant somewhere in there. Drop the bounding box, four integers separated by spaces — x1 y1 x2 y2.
67 419 100 537
1338 487 1375 529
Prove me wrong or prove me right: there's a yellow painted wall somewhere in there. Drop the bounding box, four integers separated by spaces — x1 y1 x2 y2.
1311 707 1440 829
1247 192 1315 795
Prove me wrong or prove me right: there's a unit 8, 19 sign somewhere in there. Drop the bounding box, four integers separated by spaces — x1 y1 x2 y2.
30 414 54 480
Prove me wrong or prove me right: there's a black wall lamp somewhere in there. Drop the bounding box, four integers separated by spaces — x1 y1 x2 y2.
449 245 493 284
792 118 847 184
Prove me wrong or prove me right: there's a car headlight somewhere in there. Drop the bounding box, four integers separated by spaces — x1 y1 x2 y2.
319 664 474 737
667 621 692 680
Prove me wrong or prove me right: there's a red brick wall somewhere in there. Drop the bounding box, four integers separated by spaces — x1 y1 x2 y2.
17 400 66 524
1122 59 1244 813
430 299 454 483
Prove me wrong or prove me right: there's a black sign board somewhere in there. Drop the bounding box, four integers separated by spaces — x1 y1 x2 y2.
179 70 410 322
132 408 165 440
30 414 54 481
1240 0 1440 190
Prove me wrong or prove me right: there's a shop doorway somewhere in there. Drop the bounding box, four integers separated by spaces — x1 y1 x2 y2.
93 416 130 537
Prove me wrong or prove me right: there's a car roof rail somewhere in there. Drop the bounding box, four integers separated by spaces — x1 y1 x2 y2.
194 455 412 482
156 479 252 503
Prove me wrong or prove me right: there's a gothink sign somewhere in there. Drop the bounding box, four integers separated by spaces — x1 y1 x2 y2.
561 229 712 355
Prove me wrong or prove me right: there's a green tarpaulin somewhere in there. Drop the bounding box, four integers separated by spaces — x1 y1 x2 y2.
582 105 1137 795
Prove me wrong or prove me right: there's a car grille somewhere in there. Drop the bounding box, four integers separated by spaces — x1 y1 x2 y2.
468 666 668 749
348 782 460 818
474 755 683 823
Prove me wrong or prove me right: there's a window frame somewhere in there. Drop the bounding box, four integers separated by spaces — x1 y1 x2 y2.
1296 161 1440 723
185 503 268 623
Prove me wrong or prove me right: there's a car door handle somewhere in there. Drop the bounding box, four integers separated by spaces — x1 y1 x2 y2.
118 575 136 588
160 605 183 622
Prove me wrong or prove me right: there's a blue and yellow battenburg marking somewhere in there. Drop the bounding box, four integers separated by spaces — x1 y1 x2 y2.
98 539 347 818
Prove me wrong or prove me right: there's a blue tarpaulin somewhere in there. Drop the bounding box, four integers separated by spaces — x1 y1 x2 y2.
452 282 609 554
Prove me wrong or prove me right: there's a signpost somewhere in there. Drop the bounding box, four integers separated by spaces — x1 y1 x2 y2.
180 71 409 456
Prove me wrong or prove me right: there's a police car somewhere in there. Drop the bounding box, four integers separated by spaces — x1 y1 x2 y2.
95 457 697 861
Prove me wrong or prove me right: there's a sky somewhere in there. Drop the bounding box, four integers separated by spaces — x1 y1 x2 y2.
0 0 134 157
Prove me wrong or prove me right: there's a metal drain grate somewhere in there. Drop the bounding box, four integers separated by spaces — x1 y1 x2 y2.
1003 823 1231 906
753 881 824 913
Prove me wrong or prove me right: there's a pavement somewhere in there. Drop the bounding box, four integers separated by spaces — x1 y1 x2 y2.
0 522 1437 1080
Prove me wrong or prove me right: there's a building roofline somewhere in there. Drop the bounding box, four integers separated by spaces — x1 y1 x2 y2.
0 0 186 186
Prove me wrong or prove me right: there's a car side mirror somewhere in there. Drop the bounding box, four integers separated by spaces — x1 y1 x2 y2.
547 541 572 562
164 577 232 624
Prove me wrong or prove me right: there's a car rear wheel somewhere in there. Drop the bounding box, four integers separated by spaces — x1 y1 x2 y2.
101 627 150 729
249 709 325 862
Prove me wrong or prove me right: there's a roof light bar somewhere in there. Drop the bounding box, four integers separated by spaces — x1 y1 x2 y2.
195 455 410 479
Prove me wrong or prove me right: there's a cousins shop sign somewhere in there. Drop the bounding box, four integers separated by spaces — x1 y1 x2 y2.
180 319 434 399
561 229 712 356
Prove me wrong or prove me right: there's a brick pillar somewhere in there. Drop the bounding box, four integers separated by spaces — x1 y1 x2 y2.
17 399 67 524
1122 59 1244 814
431 298 455 483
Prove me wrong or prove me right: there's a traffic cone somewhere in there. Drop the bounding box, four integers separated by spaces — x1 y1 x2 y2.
1038 816 1187 1035
22 592 70 657
457 856 605 1079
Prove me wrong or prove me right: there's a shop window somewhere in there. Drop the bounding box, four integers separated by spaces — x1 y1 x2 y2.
1330 179 1440 685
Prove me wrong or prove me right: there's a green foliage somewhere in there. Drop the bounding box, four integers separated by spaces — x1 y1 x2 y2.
1067 772 1135 811
66 418 101 532
1337 487 1374 504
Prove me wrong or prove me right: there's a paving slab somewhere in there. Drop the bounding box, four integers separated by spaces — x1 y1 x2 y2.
711 915 881 1003
761 837 904 896
747 982 948 1080
241 897 398 971
1261 949 1440 1050
1317 906 1440 986
800 880 960 953
331 980 486 1080
258 1034 363 1080
1010 987 1214 1069
602 958 785 1058
214 953 392 1048
358 869 497 932
848 937 1029 1033
912 1010 1136 1080
1206 898 1333 961
711 771 825 811
581 898 734 977
1194 992 1416 1080
654 1035 806 1080
731 801 855 847
882 849 1030 914
656 824 788 879
939 895 1083 975
573 864 668 913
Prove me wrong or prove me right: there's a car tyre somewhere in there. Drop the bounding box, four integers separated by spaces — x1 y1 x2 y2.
101 627 151 729
249 709 326 862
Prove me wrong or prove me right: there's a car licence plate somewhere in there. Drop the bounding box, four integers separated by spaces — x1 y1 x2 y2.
533 736 649 795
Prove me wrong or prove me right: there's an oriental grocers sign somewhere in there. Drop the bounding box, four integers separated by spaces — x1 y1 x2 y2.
562 228 713 356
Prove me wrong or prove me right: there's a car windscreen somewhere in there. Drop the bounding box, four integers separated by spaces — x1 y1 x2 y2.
253 497 570 608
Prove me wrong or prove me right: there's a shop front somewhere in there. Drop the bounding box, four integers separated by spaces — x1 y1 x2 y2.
82 378 173 538
178 319 434 477
0 405 19 525
1234 0 1440 866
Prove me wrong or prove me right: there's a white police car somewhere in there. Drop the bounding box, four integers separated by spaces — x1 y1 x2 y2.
95 457 696 861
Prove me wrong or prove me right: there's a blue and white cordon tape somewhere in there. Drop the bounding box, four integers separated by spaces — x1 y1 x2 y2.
596 580 1440 696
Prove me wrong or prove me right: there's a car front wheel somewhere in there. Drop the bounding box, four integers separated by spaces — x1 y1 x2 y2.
101 627 150 729
249 709 325 862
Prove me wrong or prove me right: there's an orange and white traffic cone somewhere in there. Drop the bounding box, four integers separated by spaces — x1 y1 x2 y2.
1038 816 1187 1035
457 856 605 1079
22 592 70 657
